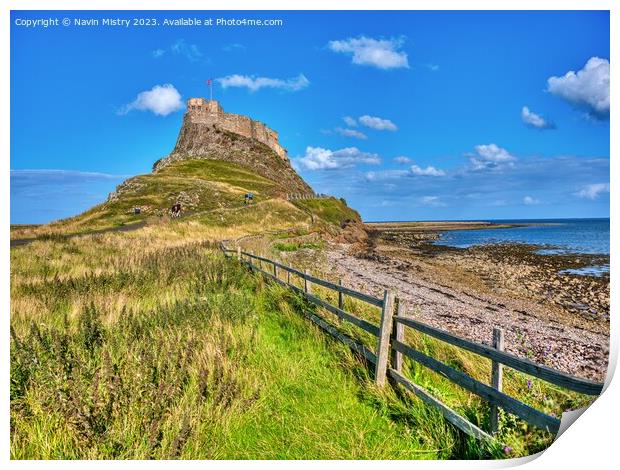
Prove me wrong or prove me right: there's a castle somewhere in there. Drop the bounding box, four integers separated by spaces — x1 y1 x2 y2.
185 98 288 160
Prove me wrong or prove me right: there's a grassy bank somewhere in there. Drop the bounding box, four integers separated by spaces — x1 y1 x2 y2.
11 229 487 459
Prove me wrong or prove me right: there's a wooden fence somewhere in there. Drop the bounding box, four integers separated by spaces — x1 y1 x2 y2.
220 245 604 441
287 193 332 201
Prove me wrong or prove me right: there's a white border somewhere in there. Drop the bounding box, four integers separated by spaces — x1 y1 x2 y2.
3 1 617 468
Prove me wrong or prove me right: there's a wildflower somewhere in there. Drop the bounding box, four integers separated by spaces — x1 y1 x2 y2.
527 380 533 389
503 446 513 455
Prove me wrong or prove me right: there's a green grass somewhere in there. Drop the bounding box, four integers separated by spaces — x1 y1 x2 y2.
11 236 492 459
293 198 361 226
12 159 356 243
274 241 325 252
11 154 590 459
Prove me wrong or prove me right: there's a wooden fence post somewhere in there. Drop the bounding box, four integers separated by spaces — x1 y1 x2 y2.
337 279 344 324
274 263 279 279
304 270 312 294
287 270 291 285
391 299 405 373
375 290 395 386
490 327 505 434
236 246 241 260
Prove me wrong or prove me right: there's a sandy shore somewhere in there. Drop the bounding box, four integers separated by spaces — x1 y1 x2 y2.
321 222 609 381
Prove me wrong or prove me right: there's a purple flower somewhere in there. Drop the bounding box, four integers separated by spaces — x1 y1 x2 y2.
527 380 533 390
503 446 513 455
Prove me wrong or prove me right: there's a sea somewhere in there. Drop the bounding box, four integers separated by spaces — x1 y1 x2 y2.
432 218 610 277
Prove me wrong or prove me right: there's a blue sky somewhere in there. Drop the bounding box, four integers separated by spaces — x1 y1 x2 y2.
11 10 610 223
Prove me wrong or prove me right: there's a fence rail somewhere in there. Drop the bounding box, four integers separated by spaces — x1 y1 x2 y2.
220 244 604 441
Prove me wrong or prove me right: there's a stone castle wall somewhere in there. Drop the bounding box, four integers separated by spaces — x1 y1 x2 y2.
185 98 288 160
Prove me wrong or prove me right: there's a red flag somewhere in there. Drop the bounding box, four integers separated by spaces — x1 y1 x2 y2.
207 79 212 86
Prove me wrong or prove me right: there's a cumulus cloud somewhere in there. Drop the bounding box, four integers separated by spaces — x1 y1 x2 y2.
410 164 445 177
334 127 367 139
119 84 184 116
523 196 540 205
152 48 166 58
394 156 412 164
468 144 517 170
328 36 409 70
576 183 610 200
343 116 358 127
521 106 554 129
547 57 610 119
216 73 309 92
358 115 397 131
297 146 380 170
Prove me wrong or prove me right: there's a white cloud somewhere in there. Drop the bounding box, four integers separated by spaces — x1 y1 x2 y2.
343 116 358 127
358 115 397 131
425 63 440 72
576 183 610 200
410 164 445 177
364 163 445 180
153 39 202 62
521 106 554 129
327 36 409 70
523 196 540 205
365 170 409 181
468 144 517 170
297 146 380 170
216 74 309 92
394 156 412 164
421 196 446 207
170 39 202 62
334 127 367 139
119 84 184 116
547 57 610 119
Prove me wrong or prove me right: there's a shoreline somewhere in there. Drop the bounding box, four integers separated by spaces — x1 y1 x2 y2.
367 220 610 268
317 223 609 381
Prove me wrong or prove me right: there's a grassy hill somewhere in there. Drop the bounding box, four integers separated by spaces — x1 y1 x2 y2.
11 158 360 242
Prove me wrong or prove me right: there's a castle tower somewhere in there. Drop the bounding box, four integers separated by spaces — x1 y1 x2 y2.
183 98 288 161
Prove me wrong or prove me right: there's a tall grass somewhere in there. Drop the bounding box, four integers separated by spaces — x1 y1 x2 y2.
237 235 597 457
11 231 486 459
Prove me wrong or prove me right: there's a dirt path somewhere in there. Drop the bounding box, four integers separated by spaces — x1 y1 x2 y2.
324 244 608 381
10 220 148 248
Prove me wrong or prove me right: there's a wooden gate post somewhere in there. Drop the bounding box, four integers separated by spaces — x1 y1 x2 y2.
391 299 405 373
375 290 395 386
490 327 505 434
